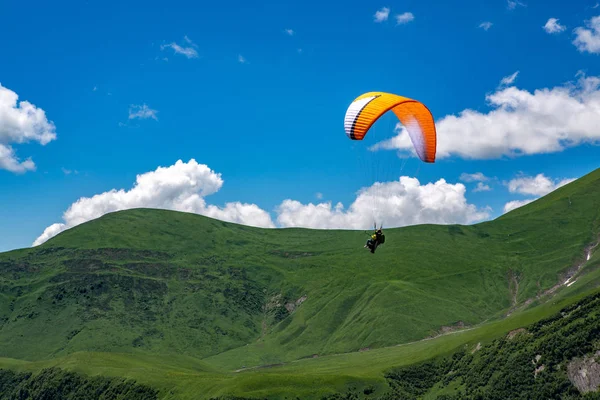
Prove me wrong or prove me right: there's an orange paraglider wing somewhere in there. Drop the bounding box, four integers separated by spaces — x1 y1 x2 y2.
344 91 437 163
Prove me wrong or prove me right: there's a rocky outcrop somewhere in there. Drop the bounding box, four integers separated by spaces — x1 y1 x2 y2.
567 351 600 393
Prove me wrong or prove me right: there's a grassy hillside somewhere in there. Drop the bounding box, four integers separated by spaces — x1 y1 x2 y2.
0 367 158 400
0 167 599 398
316 288 600 400
2 281 599 399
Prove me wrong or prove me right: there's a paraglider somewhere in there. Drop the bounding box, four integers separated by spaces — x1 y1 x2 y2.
344 91 437 163
364 225 385 253
344 91 437 254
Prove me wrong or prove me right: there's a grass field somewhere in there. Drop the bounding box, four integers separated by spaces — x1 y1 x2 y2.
1 281 598 399
0 167 599 398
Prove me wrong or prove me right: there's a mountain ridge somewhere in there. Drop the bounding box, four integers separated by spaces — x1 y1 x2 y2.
0 167 599 398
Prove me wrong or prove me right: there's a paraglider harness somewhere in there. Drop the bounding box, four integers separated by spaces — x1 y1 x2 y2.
365 227 385 254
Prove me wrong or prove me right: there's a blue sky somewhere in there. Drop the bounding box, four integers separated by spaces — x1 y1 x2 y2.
1 0 600 251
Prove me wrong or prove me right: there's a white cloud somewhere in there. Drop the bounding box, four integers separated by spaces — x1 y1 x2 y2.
502 173 576 214
161 43 198 58
371 72 600 160
0 85 57 146
503 199 535 213
460 172 489 182
507 0 525 10
507 173 575 196
0 145 35 174
0 83 56 173
129 104 158 121
34 162 494 245
284 28 294 36
479 21 493 31
238 54 247 64
93 86 97 92
35 223 68 246
474 183 492 192
316 192 323 200
573 16 600 54
500 71 519 87
276 177 490 230
374 7 390 23
395 12 414 25
161 37 199 59
33 159 275 246
543 18 566 34
460 173 492 192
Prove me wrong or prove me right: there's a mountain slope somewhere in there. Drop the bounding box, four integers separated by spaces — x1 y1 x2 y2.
0 168 599 372
2 263 599 400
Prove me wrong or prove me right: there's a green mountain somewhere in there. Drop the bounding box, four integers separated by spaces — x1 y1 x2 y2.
1 167 599 399
323 289 600 400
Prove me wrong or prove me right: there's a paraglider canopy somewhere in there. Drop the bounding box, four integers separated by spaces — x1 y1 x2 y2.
343 91 438 235
344 91 437 163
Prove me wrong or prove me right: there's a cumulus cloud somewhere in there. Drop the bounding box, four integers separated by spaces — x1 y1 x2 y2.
507 173 575 196
33 159 275 246
128 104 158 121
284 29 294 36
543 18 566 34
161 36 199 59
371 72 600 160
276 177 490 229
479 21 493 31
374 7 390 22
34 162 495 245
0 83 56 173
503 199 535 213
502 173 576 214
459 172 489 183
395 12 414 25
573 16 600 54
0 145 35 173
